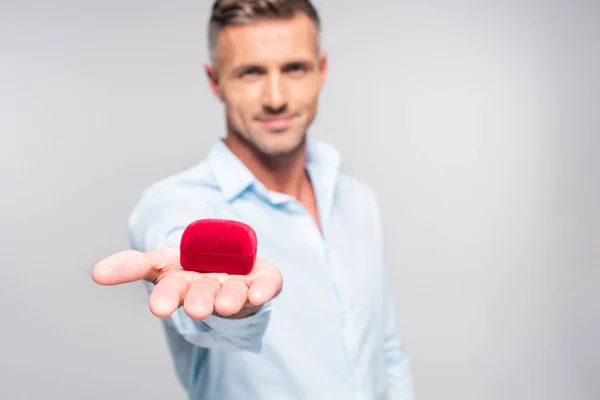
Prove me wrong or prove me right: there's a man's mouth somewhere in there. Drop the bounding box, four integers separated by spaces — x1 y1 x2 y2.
258 115 294 130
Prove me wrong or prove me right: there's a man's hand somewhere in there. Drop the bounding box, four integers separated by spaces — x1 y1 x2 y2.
92 245 282 320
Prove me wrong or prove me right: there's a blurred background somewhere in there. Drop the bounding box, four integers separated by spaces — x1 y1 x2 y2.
1 0 598 399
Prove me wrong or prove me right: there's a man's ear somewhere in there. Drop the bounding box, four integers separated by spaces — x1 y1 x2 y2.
319 51 328 87
205 64 224 102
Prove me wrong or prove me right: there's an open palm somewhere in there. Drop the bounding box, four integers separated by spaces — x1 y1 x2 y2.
92 245 282 319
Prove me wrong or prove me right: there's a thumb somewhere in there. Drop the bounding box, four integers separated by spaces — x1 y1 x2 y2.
92 246 179 285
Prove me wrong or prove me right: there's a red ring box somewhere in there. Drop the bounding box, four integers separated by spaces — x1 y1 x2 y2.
179 219 257 275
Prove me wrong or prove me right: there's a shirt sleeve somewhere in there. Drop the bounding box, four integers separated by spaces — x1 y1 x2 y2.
381 256 416 399
127 185 272 353
369 190 416 399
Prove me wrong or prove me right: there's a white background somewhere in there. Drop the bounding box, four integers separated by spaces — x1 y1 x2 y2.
1 0 598 399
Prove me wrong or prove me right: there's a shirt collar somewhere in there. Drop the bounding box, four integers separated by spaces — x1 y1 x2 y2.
206 138 255 202
206 137 341 204
306 137 341 171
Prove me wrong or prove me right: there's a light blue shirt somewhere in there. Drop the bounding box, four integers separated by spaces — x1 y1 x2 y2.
128 138 415 400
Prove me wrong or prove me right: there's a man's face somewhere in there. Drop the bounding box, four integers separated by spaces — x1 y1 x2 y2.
206 13 327 157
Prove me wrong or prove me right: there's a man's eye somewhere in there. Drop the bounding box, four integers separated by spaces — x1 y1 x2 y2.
286 64 306 73
241 68 262 77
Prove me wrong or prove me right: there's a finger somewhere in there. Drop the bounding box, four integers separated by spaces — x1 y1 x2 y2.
247 260 283 305
92 245 180 286
148 274 190 318
247 275 281 305
183 276 221 320
92 250 150 285
214 278 249 317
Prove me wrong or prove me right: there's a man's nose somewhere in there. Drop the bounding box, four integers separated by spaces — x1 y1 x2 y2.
261 74 287 111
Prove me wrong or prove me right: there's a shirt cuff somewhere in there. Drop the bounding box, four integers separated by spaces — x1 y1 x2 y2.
189 301 274 353
196 301 274 333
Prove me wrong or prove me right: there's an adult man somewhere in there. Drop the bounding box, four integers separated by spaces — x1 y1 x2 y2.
92 1 415 399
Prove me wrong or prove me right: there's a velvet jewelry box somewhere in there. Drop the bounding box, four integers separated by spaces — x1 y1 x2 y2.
179 219 257 275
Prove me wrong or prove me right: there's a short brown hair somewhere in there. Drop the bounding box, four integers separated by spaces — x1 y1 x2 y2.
208 0 321 63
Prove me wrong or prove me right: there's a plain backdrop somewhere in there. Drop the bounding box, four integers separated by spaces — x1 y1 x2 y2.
1 0 599 399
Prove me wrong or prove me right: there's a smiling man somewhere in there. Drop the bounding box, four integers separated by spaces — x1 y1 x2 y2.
92 1 415 399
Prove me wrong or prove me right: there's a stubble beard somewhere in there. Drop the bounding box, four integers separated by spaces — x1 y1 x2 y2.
231 124 308 159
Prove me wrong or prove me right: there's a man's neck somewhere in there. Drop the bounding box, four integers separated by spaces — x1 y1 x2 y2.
223 134 310 199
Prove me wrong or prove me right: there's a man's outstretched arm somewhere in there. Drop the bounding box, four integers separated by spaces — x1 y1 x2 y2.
92 193 282 353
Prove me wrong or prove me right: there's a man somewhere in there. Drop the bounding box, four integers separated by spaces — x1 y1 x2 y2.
92 1 415 399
